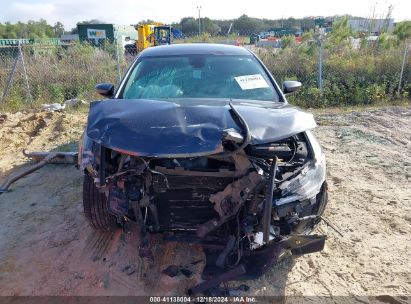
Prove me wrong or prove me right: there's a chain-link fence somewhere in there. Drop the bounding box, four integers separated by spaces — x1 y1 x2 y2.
0 36 410 109
252 37 410 107
0 42 134 107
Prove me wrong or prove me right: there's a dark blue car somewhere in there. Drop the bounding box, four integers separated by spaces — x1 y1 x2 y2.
79 43 328 293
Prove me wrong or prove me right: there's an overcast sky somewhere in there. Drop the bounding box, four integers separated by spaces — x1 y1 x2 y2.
0 0 410 29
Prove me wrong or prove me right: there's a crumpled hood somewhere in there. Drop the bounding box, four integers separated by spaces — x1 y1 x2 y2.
86 99 316 157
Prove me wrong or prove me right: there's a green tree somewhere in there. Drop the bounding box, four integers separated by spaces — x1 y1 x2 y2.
0 20 56 38
282 18 299 30
281 35 296 48
377 32 397 49
393 21 411 42
53 21 65 36
327 17 352 48
301 30 314 42
201 18 221 35
233 14 258 35
180 17 198 35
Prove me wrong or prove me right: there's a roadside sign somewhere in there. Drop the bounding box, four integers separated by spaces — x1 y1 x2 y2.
87 29 107 44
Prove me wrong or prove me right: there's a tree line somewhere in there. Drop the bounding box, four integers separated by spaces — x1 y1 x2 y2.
1 16 410 39
174 15 323 35
0 19 64 39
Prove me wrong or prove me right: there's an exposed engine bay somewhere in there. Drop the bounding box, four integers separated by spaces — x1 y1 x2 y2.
79 99 328 293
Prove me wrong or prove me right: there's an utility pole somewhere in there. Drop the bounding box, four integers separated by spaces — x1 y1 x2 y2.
317 28 325 93
397 42 409 97
197 6 202 35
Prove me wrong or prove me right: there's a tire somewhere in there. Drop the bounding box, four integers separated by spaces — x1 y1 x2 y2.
83 173 117 231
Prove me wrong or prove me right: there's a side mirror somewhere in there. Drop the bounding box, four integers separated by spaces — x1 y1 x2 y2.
95 83 114 97
283 80 302 94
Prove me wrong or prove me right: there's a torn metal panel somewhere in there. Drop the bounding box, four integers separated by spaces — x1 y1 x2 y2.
233 101 317 144
86 99 235 158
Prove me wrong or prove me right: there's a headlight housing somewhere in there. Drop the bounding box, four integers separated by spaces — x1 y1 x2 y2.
274 131 326 206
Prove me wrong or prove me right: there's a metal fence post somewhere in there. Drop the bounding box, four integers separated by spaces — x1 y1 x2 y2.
317 29 325 93
19 42 32 103
318 40 323 92
397 42 409 97
114 35 122 85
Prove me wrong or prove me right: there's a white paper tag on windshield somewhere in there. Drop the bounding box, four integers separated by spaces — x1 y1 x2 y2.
234 74 269 90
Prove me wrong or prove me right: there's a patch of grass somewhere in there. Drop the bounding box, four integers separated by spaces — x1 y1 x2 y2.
308 99 410 114
351 128 394 145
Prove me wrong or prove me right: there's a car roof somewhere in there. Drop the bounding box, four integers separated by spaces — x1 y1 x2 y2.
139 43 252 57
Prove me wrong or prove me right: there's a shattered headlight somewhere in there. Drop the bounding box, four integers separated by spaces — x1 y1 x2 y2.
275 131 326 206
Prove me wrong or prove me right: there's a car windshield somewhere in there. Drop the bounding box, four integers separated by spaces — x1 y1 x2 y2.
121 54 279 101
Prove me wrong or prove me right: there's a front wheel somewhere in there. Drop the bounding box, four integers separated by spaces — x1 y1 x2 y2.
82 173 117 231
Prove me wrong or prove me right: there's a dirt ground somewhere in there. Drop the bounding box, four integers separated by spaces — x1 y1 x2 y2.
0 106 410 300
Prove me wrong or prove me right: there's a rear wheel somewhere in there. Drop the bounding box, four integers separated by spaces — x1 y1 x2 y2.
82 173 117 231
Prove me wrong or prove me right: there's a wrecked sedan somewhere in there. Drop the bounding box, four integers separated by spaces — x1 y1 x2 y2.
78 44 328 292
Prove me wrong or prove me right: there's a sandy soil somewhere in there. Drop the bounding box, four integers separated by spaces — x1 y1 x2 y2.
0 106 410 301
